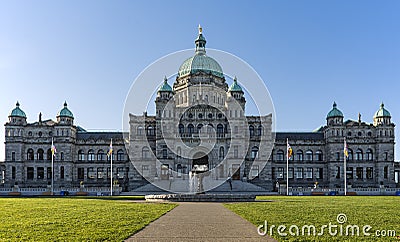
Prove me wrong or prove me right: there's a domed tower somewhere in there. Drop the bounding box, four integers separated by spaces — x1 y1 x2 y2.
228 77 246 110
373 103 391 126
8 101 27 125
174 25 228 108
156 77 173 102
56 101 74 125
326 102 344 126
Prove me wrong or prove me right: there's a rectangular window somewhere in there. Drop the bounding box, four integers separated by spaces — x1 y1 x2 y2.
356 167 363 179
37 167 44 179
347 167 353 179
278 167 284 179
336 166 340 179
47 167 52 179
117 167 125 179
12 166 16 179
60 152 64 161
305 167 313 179
250 165 259 178
107 167 112 179
97 167 104 179
87 167 96 179
27 167 34 180
315 168 323 179
142 165 150 177
288 167 294 179
234 146 238 158
60 166 65 179
296 168 303 179
384 166 388 179
271 167 276 180
78 168 84 180
11 152 15 161
366 167 373 179
336 152 340 161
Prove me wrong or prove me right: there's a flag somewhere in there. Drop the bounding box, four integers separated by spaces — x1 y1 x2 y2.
107 139 113 157
344 139 349 158
287 139 293 158
51 139 57 157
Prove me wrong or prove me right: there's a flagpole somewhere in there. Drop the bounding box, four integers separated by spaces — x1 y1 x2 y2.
51 137 54 196
110 139 113 196
286 138 289 196
344 137 347 196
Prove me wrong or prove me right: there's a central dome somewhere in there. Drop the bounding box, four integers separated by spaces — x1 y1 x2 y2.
177 26 224 78
178 54 224 78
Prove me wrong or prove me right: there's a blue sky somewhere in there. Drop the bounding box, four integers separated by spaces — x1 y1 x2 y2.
1 1 399 160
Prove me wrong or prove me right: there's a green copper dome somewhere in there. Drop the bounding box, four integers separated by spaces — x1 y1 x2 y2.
177 26 224 78
57 101 74 118
228 77 243 92
158 77 173 92
374 103 391 118
9 102 26 118
327 102 343 118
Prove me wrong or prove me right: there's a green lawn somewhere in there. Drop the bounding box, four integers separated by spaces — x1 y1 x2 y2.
0 197 176 241
224 196 400 241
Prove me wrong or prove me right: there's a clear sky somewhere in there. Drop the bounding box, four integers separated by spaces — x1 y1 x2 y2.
1 1 399 160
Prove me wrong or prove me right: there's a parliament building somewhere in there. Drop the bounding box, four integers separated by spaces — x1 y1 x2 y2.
2 28 399 193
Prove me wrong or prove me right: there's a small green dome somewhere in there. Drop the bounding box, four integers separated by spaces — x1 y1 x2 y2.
9 102 26 118
374 102 391 118
327 102 343 118
158 77 173 92
228 77 243 92
57 101 74 118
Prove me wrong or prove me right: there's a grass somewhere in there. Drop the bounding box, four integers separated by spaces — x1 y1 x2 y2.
0 197 176 241
224 196 400 241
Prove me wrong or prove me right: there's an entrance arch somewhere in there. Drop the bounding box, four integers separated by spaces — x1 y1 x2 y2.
192 152 208 172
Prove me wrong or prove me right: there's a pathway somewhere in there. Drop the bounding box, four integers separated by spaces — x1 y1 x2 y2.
125 202 277 242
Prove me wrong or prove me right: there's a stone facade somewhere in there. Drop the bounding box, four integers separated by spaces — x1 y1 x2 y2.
1 28 399 192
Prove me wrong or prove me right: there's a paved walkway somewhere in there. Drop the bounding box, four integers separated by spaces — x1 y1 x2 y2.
125 203 277 242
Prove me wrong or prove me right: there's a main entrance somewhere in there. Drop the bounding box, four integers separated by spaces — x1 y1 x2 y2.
192 152 208 172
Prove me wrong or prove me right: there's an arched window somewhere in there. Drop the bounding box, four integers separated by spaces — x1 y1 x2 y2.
251 146 259 159
117 150 124 161
142 147 150 159
162 145 168 158
219 146 225 160
147 126 154 136
347 149 353 161
37 149 44 160
258 125 263 136
178 124 184 134
249 125 254 137
197 124 203 133
88 150 95 161
296 150 303 161
207 124 214 134
217 124 224 135
187 124 194 135
27 149 34 160
137 126 144 136
276 150 284 161
47 149 52 160
316 150 323 161
78 150 85 161
97 150 105 161
305 150 313 161
356 149 363 161
366 149 373 161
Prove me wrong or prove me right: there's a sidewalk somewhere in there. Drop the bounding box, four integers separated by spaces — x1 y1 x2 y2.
125 203 277 242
